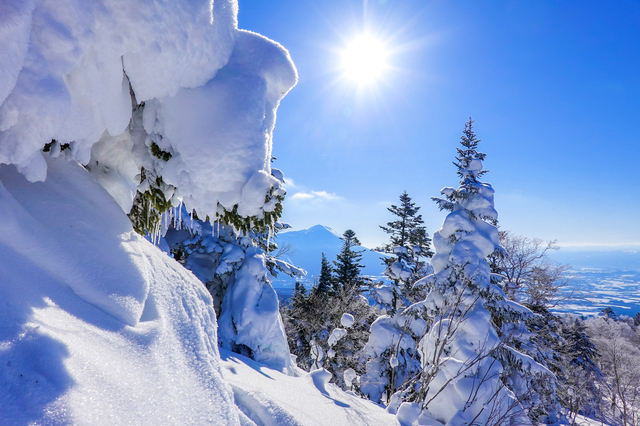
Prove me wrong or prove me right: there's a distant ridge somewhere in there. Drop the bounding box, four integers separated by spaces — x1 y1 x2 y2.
272 225 388 287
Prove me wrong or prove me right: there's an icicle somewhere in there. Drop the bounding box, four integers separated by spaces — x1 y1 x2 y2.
266 225 272 254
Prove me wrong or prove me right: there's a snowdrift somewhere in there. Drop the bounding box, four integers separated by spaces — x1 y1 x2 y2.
0 157 240 424
220 349 398 426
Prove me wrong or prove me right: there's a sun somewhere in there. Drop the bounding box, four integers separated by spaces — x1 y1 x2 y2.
341 34 389 85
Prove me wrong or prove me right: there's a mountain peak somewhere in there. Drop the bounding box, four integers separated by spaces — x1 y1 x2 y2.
306 224 343 238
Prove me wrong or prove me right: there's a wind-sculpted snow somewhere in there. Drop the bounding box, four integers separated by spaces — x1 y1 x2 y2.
0 0 301 422
0 0 296 222
0 157 240 424
0 157 148 326
220 350 399 426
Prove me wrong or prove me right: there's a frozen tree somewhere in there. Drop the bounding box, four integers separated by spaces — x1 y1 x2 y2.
395 119 544 426
586 316 640 426
164 211 303 374
491 231 570 307
555 317 603 425
361 193 433 404
360 309 427 405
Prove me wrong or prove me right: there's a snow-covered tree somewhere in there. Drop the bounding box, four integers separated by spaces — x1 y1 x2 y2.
396 119 543 426
586 316 640 426
555 316 602 425
360 308 427 405
282 236 378 390
377 191 434 313
164 210 303 374
360 193 433 404
491 230 570 306
381 192 433 281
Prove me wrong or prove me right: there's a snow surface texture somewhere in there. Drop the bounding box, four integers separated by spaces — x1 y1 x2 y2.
220 349 399 426
0 0 297 223
0 157 240 424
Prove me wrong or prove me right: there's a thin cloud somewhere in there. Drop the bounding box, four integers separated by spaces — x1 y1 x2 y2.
289 190 342 201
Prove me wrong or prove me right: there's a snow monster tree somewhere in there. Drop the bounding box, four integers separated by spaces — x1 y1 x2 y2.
396 119 545 426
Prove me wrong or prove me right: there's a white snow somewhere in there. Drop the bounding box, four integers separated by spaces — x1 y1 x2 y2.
0 157 240 424
341 312 355 328
221 350 398 426
0 1 402 424
0 0 296 222
328 328 348 347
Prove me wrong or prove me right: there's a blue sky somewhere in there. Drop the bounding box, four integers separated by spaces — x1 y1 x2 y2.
239 0 640 249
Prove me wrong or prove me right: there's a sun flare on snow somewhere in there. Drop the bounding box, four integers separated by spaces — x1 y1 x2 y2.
341 34 389 85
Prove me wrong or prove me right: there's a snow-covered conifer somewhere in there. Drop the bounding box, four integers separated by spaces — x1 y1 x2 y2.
164 212 302 374
380 191 434 295
399 119 539 425
361 193 433 405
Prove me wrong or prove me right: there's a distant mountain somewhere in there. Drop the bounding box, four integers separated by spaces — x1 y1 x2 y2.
271 225 388 288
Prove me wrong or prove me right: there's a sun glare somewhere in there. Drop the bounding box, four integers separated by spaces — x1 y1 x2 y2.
341 34 389 85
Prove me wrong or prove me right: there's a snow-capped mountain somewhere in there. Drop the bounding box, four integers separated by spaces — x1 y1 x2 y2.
271 225 388 288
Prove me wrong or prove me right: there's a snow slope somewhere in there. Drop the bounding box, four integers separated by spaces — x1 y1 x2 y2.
0 157 240 424
220 349 399 426
272 224 389 287
0 156 398 424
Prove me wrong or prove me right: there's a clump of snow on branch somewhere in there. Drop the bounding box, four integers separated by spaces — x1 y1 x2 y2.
341 313 355 328
0 0 297 225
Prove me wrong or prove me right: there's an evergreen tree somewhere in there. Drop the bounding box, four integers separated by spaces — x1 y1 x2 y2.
380 191 433 274
398 119 544 425
314 253 333 295
378 191 434 313
361 193 433 403
333 230 365 293
292 281 308 309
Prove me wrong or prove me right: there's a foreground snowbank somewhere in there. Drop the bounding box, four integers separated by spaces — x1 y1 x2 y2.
220 349 398 426
0 157 240 424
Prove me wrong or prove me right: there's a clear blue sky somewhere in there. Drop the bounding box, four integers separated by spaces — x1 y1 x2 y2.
238 0 640 249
